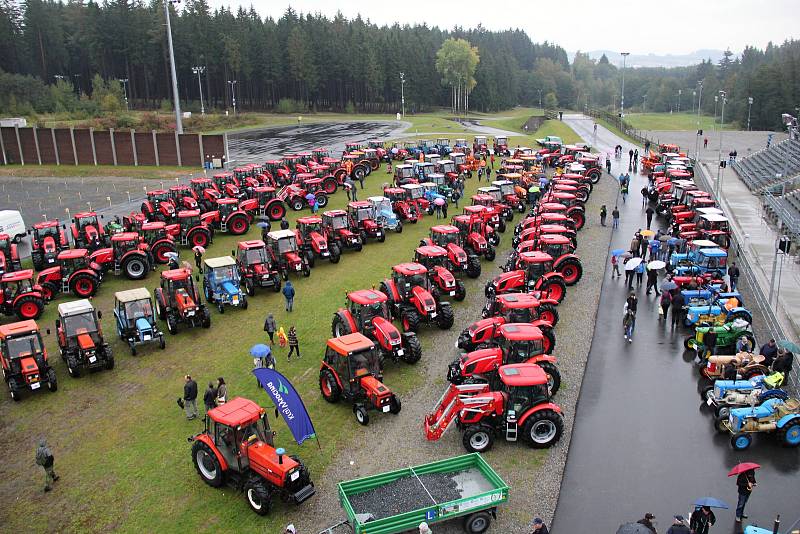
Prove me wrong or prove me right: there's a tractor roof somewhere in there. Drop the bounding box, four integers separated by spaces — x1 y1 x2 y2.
115 287 152 303
492 180 513 187
700 213 728 222
238 240 266 250
438 159 454 165
297 216 322 224
393 262 427 275
699 248 728 257
74 211 98 218
432 225 459 234
348 289 388 305
141 222 166 231
416 245 447 257
383 188 404 194
497 293 540 308
518 251 554 263
327 332 375 355
214 171 234 178
190 177 212 183
499 323 544 341
111 232 140 241
204 256 236 269
179 209 201 217
0 320 40 338
217 198 238 205
33 220 59 229
348 201 371 209
499 363 548 387
477 186 500 193
539 203 567 211
549 192 576 200
1 269 34 283
368 196 390 202
208 396 264 426
449 152 465 157
265 159 282 165
58 248 88 260
463 205 487 213
148 189 168 195
254 186 276 193
539 212 569 221
538 234 571 245
401 184 422 190
161 268 192 281
689 239 719 248
268 229 296 240
57 299 94 317
323 209 347 218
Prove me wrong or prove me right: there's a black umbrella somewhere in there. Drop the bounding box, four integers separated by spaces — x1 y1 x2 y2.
616 523 653 534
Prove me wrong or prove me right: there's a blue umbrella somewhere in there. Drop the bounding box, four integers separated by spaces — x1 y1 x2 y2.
305 193 315 201
668 237 679 245
250 344 271 359
693 497 729 509
611 248 625 256
256 221 270 229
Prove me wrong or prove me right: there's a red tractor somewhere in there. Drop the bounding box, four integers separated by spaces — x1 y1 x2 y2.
347 201 385 243
515 212 577 239
463 204 503 235
295 216 338 266
141 189 177 222
55 299 114 377
36 249 102 300
28 220 70 271
172 210 213 248
189 396 315 515
265 230 310 279
513 223 577 250
190 177 222 212
413 246 466 301
138 222 177 264
393 164 417 186
493 135 510 156
1 320 57 401
212 171 245 200
539 192 585 229
383 187 419 223
332 289 422 366
71 212 110 251
476 186 515 220
0 233 21 275
0 270 47 320
379 262 455 332
449 323 560 394
239 186 287 221
485 251 567 303
322 210 363 254
234 240 282 295
550 181 589 203
88 232 152 280
154 267 212 334
167 184 199 211
202 198 251 235
279 181 328 212
319 333 401 425
473 135 488 155
420 225 481 278
425 363 564 452
517 234 583 285
452 214 498 261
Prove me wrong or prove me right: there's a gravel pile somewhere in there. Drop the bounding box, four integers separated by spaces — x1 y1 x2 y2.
348 472 460 519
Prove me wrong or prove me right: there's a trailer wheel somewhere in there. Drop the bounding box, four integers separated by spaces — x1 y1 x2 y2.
244 478 273 516
462 424 494 453
463 511 492 534
192 441 224 487
354 405 369 426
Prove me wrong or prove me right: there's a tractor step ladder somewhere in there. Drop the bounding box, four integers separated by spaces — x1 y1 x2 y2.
220 221 227 232
506 411 518 442
113 261 121 276
180 234 188 246
61 278 69 293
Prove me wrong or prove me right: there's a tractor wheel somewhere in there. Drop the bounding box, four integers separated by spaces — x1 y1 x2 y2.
395 221 403 233
130 343 137 356
485 246 496 261
538 303 559 327
14 295 45 320
202 307 212 328
32 253 44 271
70 273 98 297
166 314 178 335
302 262 311 277
354 240 363 252
122 255 149 280
189 229 210 248
241 296 248 310
436 302 455 330
315 194 329 208
151 242 173 264
453 280 466 301
570 210 586 230
700 385 715 402
291 198 305 211
466 255 481 278
10 386 20 402
715 406 731 420
319 369 342 403
389 396 402 414
378 231 385 243
462 424 495 453
539 278 566 303
538 361 561 395
160 335 166 349
67 355 81 378
522 409 564 448
505 210 514 222
488 232 500 247
245 279 255 297
227 215 249 235
731 432 752 451
354 405 370 426
401 334 422 364
192 441 224 487
541 329 556 355
714 414 730 432
558 259 583 286
268 202 286 221
497 220 506 233
353 165 367 181
329 244 341 263
777 421 800 447
575 189 589 203
305 250 316 269
587 169 602 184
684 336 698 350
46 369 57 392
331 313 354 338
517 202 526 213
244 478 273 516
463 512 492 534
322 177 338 195
104 349 115 370
360 231 368 245
218 303 225 314
400 309 420 333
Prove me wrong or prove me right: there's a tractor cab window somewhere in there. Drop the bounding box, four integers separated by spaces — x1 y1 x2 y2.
349 348 379 378
545 244 563 258
433 233 455 247
328 216 347 230
114 239 138 252
276 238 297 254
212 266 236 281
325 347 349 381
123 299 152 325
35 226 59 240
503 338 543 363
244 248 267 265
355 207 372 221
64 255 88 273
506 308 532 323
407 188 423 200
215 423 236 450
300 222 321 235
469 221 482 235
524 260 550 278
63 312 98 336
76 216 96 229
440 162 455 174
354 301 385 328
240 415 274 448
4 333 43 359
404 273 426 290
507 385 547 412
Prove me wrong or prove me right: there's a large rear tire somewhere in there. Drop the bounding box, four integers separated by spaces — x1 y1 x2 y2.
192 441 224 487
558 258 583 286
70 273 98 297
14 295 45 320
466 255 481 278
319 369 341 403
331 312 354 338
537 361 561 396
400 309 420 333
522 409 563 448
538 303 559 326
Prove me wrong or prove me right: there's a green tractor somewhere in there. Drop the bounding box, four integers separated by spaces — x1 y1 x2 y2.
684 319 754 354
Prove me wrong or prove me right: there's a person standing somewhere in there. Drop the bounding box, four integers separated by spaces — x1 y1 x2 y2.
623 298 637 342
612 206 620 229
611 254 621 278
490 153 495 168
441 201 448 219
282 280 296 312
183 375 198 420
671 290 686 328
35 438 59 492
194 248 203 270
624 261 635 288
264 312 277 344
728 262 740 290
659 290 672 320
215 377 227 405
606 156 612 174
649 239 660 261
759 339 778 367
645 265 660 295
773 348 794 374
600 205 607 226
630 235 641 258
645 206 655 229
636 512 656 533
641 186 649 207
287 326 300 360
635 261 645 286
689 506 716 534
531 517 550 534
203 382 217 413
704 137 708 149
666 515 690 534
621 180 629 203
629 148 634 166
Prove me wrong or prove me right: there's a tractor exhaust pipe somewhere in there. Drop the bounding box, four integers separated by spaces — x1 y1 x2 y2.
277 447 285 464
772 514 780 534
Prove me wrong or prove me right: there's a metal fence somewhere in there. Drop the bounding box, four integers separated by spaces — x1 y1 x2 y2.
586 108 653 146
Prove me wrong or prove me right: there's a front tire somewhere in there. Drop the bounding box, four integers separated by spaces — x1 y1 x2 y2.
319 369 341 403
436 302 455 329
462 424 494 453
522 410 563 448
244 478 273 516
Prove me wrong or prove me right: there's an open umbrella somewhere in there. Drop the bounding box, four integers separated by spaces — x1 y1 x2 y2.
668 237 679 245
611 248 626 256
693 497 729 509
620 251 633 260
778 340 800 353
250 344 272 359
648 260 666 270
641 229 656 237
728 462 761 477
659 234 670 242
192 245 205 254
616 523 653 534
434 197 446 206
256 221 271 229
660 280 678 291
625 257 643 271
305 193 316 201
164 252 179 261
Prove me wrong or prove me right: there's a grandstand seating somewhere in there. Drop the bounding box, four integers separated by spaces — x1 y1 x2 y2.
733 138 800 191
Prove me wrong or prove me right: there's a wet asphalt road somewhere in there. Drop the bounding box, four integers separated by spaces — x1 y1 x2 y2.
553 116 800 533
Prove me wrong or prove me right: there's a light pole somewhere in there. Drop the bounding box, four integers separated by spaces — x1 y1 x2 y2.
537 89 542 109
227 80 238 115
118 78 130 111
677 89 682 113
642 95 647 113
747 97 753 131
695 81 703 160
713 94 718 130
399 72 405 118
620 52 630 118
164 0 182 133
192 66 205 115
692 90 696 114
715 90 727 198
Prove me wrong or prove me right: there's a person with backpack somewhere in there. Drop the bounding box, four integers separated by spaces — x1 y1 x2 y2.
35 438 59 492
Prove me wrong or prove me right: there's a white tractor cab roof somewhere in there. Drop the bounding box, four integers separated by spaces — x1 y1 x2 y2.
438 159 454 165
492 180 514 188
567 163 586 172
672 180 696 189
449 152 465 158
115 287 152 303
477 186 501 194
368 196 389 203
690 239 719 248
268 229 296 240
203 256 236 269
516 147 533 155
696 207 724 216
401 183 423 191
700 213 729 223
57 299 95 318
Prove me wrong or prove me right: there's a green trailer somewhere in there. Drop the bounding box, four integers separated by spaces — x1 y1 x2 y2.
324 453 508 534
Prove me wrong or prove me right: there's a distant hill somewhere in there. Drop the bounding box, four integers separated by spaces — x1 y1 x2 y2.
579 49 729 68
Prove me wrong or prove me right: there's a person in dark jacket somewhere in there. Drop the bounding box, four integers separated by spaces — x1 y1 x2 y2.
735 468 757 520
530 517 549 534
280 218 290 230
645 206 655 229
183 375 198 420
728 262 740 290
759 339 778 367
282 281 296 312
636 512 656 533
287 326 300 360
666 515 690 534
645 266 660 295
600 205 607 226
773 349 794 373
35 438 59 491
203 382 217 413
689 506 715 534
264 312 277 343
215 377 227 405
671 290 686 328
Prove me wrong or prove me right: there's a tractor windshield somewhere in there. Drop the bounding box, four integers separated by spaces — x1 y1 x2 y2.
440 162 455 174
452 155 466 165
507 385 548 410
505 307 533 323
328 216 348 230
244 248 268 265
349 347 381 377
301 222 321 235
76 216 97 229
123 299 153 325
433 232 458 246
545 244 564 258
525 260 551 277
397 167 414 179
239 415 273 447
499 183 514 196
407 188 423 200
504 339 544 362
277 238 297 254
35 226 59 240
358 301 387 326
5 333 43 359
406 273 427 289
63 311 98 336
212 265 236 281
355 207 373 222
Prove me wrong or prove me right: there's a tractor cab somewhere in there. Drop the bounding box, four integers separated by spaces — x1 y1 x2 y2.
401 183 425 202
322 210 348 231
234 240 280 294
147 189 171 206
485 293 545 323
497 324 547 364
233 166 253 183
477 186 503 203
428 173 452 195
394 164 416 185
296 216 323 241
435 138 451 153
412 162 436 181
436 159 456 176
55 299 112 375
347 201 383 241
517 251 554 278
0 270 45 320
141 221 170 244
493 135 508 155
169 185 198 209
322 210 361 251
0 233 20 274
391 262 430 297
537 234 574 258
498 363 551 412
430 225 461 247
414 245 448 269
424 153 441 165
0 320 55 399
312 148 331 161
367 196 402 232
114 287 163 354
178 210 203 232
203 256 246 311
450 152 467 167
676 247 728 277
58 248 94 278
473 136 488 152
29 219 67 270
418 139 436 154
72 211 107 250
212 172 242 198
111 232 146 256
346 290 391 333
492 180 516 199
266 229 307 277
345 142 363 153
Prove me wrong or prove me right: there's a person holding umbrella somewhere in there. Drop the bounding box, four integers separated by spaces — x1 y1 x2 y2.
645 263 661 295
731 463 759 521
623 291 638 342
165 251 180 270
257 220 271 242
689 507 716 534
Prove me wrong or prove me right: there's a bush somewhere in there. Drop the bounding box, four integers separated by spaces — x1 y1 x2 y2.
345 100 356 114
275 98 307 114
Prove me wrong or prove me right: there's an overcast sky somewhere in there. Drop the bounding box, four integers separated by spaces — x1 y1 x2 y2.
207 0 798 56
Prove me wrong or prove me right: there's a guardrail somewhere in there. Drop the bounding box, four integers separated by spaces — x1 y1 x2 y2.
762 192 800 239
586 108 653 146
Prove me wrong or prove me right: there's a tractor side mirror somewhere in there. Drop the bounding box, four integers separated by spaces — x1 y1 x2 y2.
97 310 103 319
61 224 66 230
100 214 104 219
231 250 234 256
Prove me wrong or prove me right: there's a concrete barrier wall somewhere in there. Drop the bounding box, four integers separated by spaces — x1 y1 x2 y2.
0 126 225 167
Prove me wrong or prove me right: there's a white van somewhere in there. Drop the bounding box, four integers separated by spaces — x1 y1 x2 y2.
0 210 26 243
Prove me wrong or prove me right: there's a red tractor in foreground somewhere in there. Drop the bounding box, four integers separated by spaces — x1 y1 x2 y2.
239 186 287 221
36 249 103 300
138 222 177 264
71 212 110 251
234 240 282 295
28 220 70 271
425 363 564 452
332 289 422 366
0 270 47 320
0 233 22 274
421 225 481 279
319 333 402 425
322 210 363 253
1 320 57 401
55 299 114 377
485 251 567 303
189 397 315 515
379 262 455 332
413 245 466 302
266 230 310 279
154 267 212 334
295 216 337 266
172 210 213 248
347 201 385 243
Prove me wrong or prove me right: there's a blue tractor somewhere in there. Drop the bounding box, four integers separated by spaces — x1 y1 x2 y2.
718 396 800 450
419 180 448 206
684 292 751 327
418 139 437 155
368 196 403 233
202 256 248 313
113 287 166 355
673 247 728 277
705 372 787 419
435 137 451 155
669 239 719 267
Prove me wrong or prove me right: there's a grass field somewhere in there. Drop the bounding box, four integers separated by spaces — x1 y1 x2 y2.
623 112 737 131
0 164 191 179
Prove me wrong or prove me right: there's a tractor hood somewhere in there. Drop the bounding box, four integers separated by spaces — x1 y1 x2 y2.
135 317 154 333
89 248 114 265
76 331 96 350
433 265 456 288
372 316 402 347
310 232 328 250
469 232 487 249
247 441 300 479
42 235 58 253
160 203 175 216
175 290 198 314
359 375 394 408
446 243 468 264
459 347 503 375
221 280 240 297
363 219 378 230
84 225 100 243
469 316 505 334
201 211 220 224
36 266 61 284
411 285 437 314
20 356 42 383
285 252 302 267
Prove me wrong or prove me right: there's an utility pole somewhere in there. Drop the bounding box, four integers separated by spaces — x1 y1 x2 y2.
715 91 726 198
620 52 630 118
227 80 238 115
399 72 405 118
713 94 719 131
677 89 682 113
695 81 703 161
692 90 696 114
538 89 542 109
118 78 130 111
642 95 647 113
164 0 182 133
192 66 206 115
747 97 753 131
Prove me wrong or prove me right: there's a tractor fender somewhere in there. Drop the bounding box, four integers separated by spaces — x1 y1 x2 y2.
518 402 563 427
321 361 344 391
553 253 580 269
541 271 565 282
727 308 752 320
142 200 155 215
89 248 113 266
336 308 358 334
527 354 558 365
776 414 800 429
11 290 44 307
192 433 229 472
382 279 400 302
201 211 220 224
531 319 553 330
539 297 559 307
36 266 61 285
239 198 258 212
